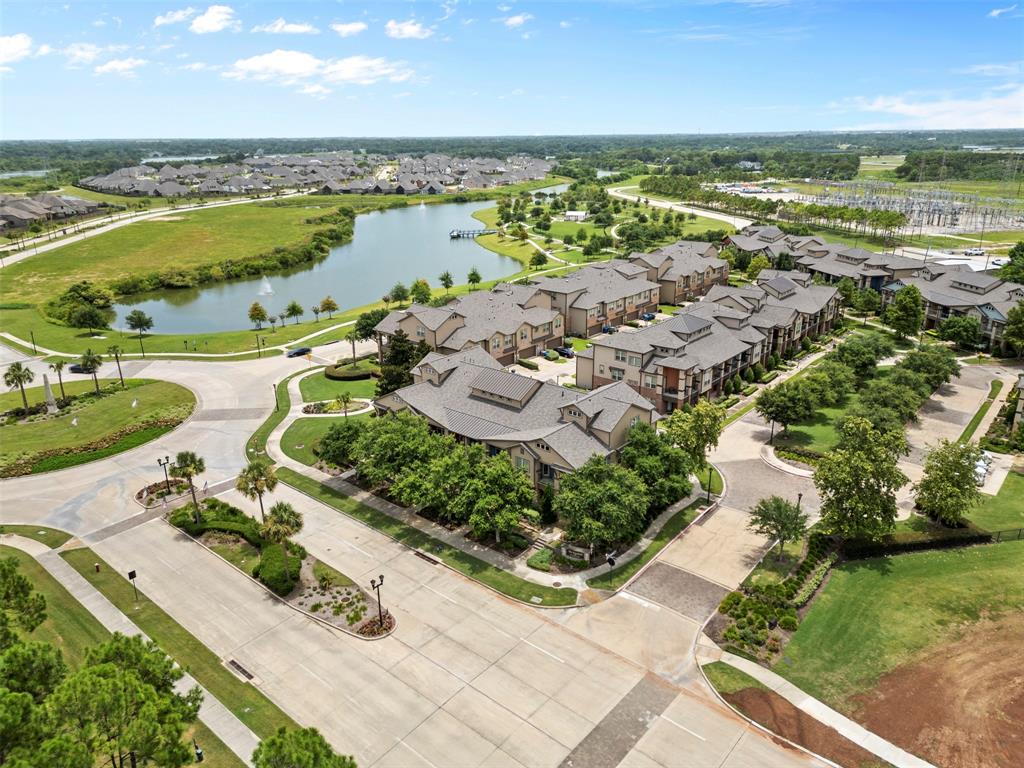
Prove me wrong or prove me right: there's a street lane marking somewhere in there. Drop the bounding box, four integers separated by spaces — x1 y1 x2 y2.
660 714 707 742
422 583 461 606
398 739 441 768
523 638 564 664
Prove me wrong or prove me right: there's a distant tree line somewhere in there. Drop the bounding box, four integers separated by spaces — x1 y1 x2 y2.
894 151 1024 182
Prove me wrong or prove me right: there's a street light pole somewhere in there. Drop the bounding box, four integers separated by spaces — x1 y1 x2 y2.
370 574 385 628
797 492 803 513
706 465 713 504
273 382 279 411
157 455 172 493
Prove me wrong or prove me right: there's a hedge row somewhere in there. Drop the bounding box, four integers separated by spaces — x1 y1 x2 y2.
324 366 373 381
842 522 993 558
516 358 539 371
256 543 301 597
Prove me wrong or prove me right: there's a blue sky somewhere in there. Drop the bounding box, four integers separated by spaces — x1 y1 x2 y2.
1 1 1022 139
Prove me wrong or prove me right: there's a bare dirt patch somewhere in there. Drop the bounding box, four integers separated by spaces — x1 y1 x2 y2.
854 615 1024 768
724 687 882 768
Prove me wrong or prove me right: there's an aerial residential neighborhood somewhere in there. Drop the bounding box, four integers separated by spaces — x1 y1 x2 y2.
1 2 1022 768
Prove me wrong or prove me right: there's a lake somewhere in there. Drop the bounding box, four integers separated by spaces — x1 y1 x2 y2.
112 199 521 334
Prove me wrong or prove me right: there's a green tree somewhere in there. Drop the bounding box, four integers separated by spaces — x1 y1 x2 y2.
49 360 67 401
3 362 34 412
79 349 103 395
438 270 454 294
409 278 432 304
353 308 389 341
619 423 693 515
261 501 303 544
236 458 278 523
554 457 649 549
530 251 548 268
754 380 816 440
170 451 205 523
106 345 125 388
835 276 857 306
336 391 353 417
319 296 338 319
855 288 881 324
252 727 356 768
814 416 908 541
884 284 924 339
375 330 430 397
899 345 960 389
748 496 808 559
352 412 446 488
914 439 983 526
67 304 108 333
248 301 268 330
125 309 154 357
662 399 725 469
0 642 67 703
0 555 47 651
1002 301 1024 356
461 454 535 543
746 254 771 280
285 300 305 325
996 240 1024 283
315 419 362 467
938 315 980 350
391 442 483 525
389 281 410 305
801 360 855 407
311 305 321 323
467 266 482 290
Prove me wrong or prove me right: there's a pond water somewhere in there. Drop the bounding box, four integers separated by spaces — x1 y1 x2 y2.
112 199 521 334
0 169 54 179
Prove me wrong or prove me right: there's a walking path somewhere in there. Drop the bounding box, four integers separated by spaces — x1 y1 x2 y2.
607 186 754 229
697 645 936 768
1 534 261 766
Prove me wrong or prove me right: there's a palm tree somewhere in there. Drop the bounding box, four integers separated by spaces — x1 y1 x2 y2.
346 330 358 366
49 360 67 401
260 501 303 544
79 349 104 394
171 451 205 523
4 362 35 411
236 458 278 522
337 392 352 417
107 345 125 387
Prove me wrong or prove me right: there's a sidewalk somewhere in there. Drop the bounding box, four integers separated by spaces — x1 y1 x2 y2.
1 534 261 766
700 646 935 768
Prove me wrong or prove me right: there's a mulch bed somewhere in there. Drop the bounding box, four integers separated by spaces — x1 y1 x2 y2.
724 687 882 768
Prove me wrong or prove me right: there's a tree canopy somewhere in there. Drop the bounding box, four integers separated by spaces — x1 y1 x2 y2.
554 456 649 549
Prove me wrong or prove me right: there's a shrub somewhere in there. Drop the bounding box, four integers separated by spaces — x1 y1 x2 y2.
516 358 539 371
759 371 779 384
526 548 552 572
256 543 301 596
324 365 373 381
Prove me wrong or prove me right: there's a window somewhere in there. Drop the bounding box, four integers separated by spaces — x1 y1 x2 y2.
610 367 624 381
628 354 642 367
630 416 640 426
504 335 513 347
599 365 605 374
643 374 658 388
515 456 529 470
416 326 426 338
588 308 598 317
567 408 581 417
554 317 562 327
614 349 627 362
535 442 547 451
520 329 528 341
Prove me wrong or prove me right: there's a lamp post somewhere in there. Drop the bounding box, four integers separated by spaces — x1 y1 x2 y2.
273 382 279 411
370 574 385 628
797 492 803 513
157 455 172 493
706 465 713 504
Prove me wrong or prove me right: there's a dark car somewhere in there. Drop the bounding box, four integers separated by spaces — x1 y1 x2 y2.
554 346 575 358
68 363 95 374
601 325 617 334
286 346 312 358
640 312 656 321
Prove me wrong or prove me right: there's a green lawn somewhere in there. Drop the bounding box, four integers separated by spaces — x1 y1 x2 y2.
0 379 195 474
958 378 1003 442
743 538 805 589
278 467 578 606
702 661 769 695
61 547 300 739
299 368 378 402
247 368 319 458
0 524 73 548
207 537 262 577
0 378 124 412
699 466 724 495
776 541 1024 712
280 414 371 466
971 470 1024 532
568 337 592 352
587 499 703 591
0 545 244 767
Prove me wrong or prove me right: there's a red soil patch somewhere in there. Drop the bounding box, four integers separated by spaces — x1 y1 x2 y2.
854 615 1024 768
724 688 882 768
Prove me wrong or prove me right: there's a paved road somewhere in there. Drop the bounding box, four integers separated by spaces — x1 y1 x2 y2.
607 186 754 230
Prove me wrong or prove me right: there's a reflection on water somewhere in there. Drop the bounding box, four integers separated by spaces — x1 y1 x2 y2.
112 199 522 334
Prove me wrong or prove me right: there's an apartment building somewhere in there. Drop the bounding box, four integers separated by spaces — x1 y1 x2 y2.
532 262 660 336
373 346 658 491
629 240 730 304
796 243 920 290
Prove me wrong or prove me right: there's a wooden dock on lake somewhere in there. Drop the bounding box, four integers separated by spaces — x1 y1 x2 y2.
449 228 496 239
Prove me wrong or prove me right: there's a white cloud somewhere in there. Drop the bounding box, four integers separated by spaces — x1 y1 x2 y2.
0 33 33 65
834 87 1024 130
36 44 53 56
190 5 240 34
154 7 195 27
503 13 532 28
225 49 321 80
497 4 512 11
439 1 458 21
225 49 414 88
385 19 433 39
323 55 413 84
559 20 572 28
252 18 319 34
988 4 1017 17
300 83 330 98
330 21 368 37
93 19 107 27
180 61 208 70
957 61 1023 77
95 57 148 76
62 42 104 65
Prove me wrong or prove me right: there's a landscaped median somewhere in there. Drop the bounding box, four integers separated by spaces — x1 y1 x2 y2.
277 467 579 607
246 367 319 458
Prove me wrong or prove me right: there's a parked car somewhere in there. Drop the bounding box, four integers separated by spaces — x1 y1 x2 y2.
68 363 95 374
286 346 312 358
640 312 656 322
601 325 617 334
554 346 575 358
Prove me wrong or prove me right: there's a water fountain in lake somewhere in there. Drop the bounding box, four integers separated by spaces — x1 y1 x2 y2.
259 276 274 296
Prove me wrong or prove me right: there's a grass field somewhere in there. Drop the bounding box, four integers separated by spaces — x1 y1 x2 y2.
278 467 578 606
0 524 72 547
61 547 300 740
247 368 314 458
280 414 371 466
0 378 123 411
776 540 1024 711
298 369 378 402
0 379 195 473
0 544 244 767
972 469 1024 532
702 661 769 694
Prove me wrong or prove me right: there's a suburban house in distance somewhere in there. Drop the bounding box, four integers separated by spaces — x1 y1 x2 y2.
724 224 818 263
629 240 730 304
881 263 1024 348
531 262 660 336
576 272 840 411
373 347 658 491
373 283 564 366
796 243 920 289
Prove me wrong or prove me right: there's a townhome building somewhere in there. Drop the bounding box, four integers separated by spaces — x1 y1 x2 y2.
531 262 660 336
796 243 920 289
629 240 730 304
374 346 658 491
881 263 1024 348
373 283 564 366
576 272 840 412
